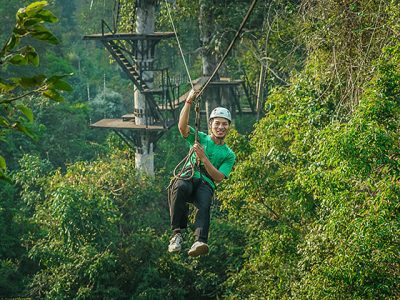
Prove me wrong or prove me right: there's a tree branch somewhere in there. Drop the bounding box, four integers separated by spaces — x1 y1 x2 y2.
0 86 47 104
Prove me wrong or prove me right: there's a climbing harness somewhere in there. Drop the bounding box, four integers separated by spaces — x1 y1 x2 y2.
166 0 258 196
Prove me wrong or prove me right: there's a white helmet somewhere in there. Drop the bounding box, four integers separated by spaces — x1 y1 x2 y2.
209 107 232 122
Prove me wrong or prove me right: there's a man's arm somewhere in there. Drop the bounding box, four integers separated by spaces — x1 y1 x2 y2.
193 142 226 183
178 89 197 138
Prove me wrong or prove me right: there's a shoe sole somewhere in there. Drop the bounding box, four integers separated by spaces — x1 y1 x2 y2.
168 246 181 253
188 244 209 257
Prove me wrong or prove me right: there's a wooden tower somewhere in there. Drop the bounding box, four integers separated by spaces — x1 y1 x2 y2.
84 0 177 176
84 0 258 176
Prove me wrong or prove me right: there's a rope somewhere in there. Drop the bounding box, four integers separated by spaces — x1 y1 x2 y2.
164 0 194 89
167 97 202 186
196 0 258 99
167 0 258 195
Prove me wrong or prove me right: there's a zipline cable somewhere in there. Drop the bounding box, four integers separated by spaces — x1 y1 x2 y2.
196 0 258 99
165 0 194 89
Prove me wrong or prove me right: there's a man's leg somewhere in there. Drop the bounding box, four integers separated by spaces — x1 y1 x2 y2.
168 179 193 252
188 179 214 256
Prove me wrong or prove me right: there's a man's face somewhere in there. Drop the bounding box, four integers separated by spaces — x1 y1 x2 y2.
210 117 230 139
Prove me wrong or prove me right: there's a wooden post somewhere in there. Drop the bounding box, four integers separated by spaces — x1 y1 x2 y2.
134 0 155 176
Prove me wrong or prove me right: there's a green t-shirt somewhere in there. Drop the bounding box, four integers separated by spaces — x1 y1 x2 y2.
183 126 236 189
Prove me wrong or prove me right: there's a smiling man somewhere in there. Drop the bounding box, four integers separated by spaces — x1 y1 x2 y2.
168 89 236 257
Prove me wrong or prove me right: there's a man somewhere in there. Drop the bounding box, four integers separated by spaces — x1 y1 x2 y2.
168 89 236 257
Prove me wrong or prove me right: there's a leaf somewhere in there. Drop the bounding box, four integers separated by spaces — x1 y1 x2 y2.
0 79 16 93
3 46 38 66
24 18 42 27
3 34 19 53
0 155 9 182
51 79 73 92
42 89 63 102
13 27 28 36
36 9 58 23
16 9 28 26
8 54 28 65
29 23 49 33
0 116 10 127
16 104 34 122
13 122 36 140
25 47 39 66
11 75 46 89
24 1 48 16
45 75 66 83
0 172 11 182
30 52 39 66
23 11 57 27
29 26 59 44
45 74 74 85
0 155 6 171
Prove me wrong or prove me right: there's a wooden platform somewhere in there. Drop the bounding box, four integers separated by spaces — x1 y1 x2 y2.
159 76 209 110
83 32 174 41
159 76 246 110
142 88 164 94
90 119 167 130
208 77 244 86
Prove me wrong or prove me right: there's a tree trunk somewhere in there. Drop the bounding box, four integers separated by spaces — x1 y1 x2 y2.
221 85 235 126
256 63 266 120
256 17 270 121
199 0 219 124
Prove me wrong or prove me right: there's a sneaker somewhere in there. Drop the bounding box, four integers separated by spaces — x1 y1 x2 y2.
168 233 183 253
188 241 209 257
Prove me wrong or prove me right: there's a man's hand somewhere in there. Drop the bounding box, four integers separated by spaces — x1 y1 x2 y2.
179 89 199 137
186 89 199 104
193 142 226 183
193 142 206 162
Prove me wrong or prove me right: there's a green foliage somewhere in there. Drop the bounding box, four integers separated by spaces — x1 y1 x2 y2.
219 39 400 299
0 156 6 181
0 177 33 297
10 146 249 299
224 128 252 162
155 127 191 177
44 50 75 75
0 1 72 180
13 154 122 298
300 0 399 114
292 43 400 300
0 1 59 69
32 100 106 168
1 1 400 299
89 87 124 120
14 151 167 298
0 259 22 297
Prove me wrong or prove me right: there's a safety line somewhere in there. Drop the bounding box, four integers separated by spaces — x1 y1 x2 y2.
165 0 194 88
197 0 258 99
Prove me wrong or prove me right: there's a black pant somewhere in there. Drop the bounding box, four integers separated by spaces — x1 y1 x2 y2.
169 178 214 243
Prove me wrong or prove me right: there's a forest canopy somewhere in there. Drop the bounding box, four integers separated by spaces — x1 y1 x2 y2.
0 0 399 299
